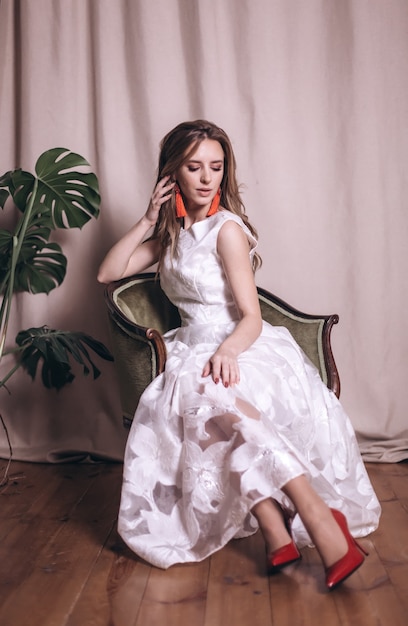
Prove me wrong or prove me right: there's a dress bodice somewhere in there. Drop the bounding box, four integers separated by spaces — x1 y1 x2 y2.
160 211 257 330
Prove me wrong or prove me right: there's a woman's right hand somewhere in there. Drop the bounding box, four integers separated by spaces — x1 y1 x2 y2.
145 176 175 225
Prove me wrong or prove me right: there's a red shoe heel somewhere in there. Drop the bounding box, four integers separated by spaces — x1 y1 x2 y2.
325 508 368 590
266 503 301 574
267 540 301 574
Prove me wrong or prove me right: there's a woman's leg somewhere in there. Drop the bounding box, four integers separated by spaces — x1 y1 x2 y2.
252 498 292 553
282 475 348 568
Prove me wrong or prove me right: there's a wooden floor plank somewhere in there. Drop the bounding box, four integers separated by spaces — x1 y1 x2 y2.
0 463 122 626
136 559 209 626
366 462 406 503
0 463 100 602
204 532 272 626
371 499 408 565
66 528 151 626
269 544 342 626
386 561 408 615
0 461 56 542
331 540 402 626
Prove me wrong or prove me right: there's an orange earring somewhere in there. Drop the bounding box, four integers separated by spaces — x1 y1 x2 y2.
207 188 221 216
175 185 187 218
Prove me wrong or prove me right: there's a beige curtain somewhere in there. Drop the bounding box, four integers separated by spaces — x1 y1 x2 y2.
0 0 407 463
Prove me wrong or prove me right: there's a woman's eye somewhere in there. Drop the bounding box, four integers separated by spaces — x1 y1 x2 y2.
212 167 222 172
188 167 199 172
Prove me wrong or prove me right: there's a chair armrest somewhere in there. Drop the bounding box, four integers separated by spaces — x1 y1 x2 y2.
105 278 168 374
104 277 172 426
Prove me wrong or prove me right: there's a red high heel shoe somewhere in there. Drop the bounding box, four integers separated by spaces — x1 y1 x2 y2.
266 504 301 574
325 508 369 590
267 540 301 574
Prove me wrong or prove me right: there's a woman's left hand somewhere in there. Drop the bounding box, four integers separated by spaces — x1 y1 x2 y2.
202 348 240 388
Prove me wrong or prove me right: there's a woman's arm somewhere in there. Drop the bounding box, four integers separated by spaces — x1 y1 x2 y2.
202 220 263 387
97 220 160 284
97 176 174 284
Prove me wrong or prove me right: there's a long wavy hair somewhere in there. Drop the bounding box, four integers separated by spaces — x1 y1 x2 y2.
151 119 262 271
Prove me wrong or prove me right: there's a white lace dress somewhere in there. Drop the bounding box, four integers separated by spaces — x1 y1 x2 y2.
118 211 380 569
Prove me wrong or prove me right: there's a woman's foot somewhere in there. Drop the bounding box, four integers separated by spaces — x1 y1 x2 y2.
324 509 368 589
282 476 368 588
303 504 350 569
252 498 301 574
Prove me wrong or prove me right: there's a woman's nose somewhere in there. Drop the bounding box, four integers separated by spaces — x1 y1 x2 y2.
200 170 211 183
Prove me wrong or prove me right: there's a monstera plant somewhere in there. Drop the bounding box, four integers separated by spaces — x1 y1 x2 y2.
0 148 113 481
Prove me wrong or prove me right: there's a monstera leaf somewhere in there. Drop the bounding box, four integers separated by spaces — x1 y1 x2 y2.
6 149 100 228
36 148 100 228
0 227 66 294
14 327 113 390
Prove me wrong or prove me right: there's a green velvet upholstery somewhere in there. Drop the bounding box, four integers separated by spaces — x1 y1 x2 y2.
105 273 340 427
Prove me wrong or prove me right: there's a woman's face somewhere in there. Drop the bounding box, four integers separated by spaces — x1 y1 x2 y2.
176 139 224 213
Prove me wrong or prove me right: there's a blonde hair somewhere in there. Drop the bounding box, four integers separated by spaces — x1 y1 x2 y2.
151 120 262 271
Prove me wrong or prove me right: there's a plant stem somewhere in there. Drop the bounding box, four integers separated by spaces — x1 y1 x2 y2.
0 361 22 389
0 412 12 487
0 178 39 365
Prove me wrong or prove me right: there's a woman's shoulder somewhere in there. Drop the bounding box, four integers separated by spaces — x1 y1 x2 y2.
214 210 258 249
214 209 244 226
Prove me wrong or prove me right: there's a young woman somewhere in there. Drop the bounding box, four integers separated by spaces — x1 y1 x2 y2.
98 120 380 588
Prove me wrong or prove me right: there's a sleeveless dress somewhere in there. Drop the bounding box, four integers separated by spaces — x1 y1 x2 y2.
118 211 380 569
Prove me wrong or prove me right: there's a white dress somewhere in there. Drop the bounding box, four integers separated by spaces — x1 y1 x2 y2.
118 211 380 569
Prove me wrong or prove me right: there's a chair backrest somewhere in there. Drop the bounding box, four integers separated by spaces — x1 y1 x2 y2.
112 274 180 333
105 273 340 426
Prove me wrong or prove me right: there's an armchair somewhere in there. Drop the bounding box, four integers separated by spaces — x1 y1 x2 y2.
104 273 340 427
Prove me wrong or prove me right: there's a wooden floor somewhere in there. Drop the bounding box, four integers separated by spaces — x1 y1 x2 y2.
0 460 407 626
